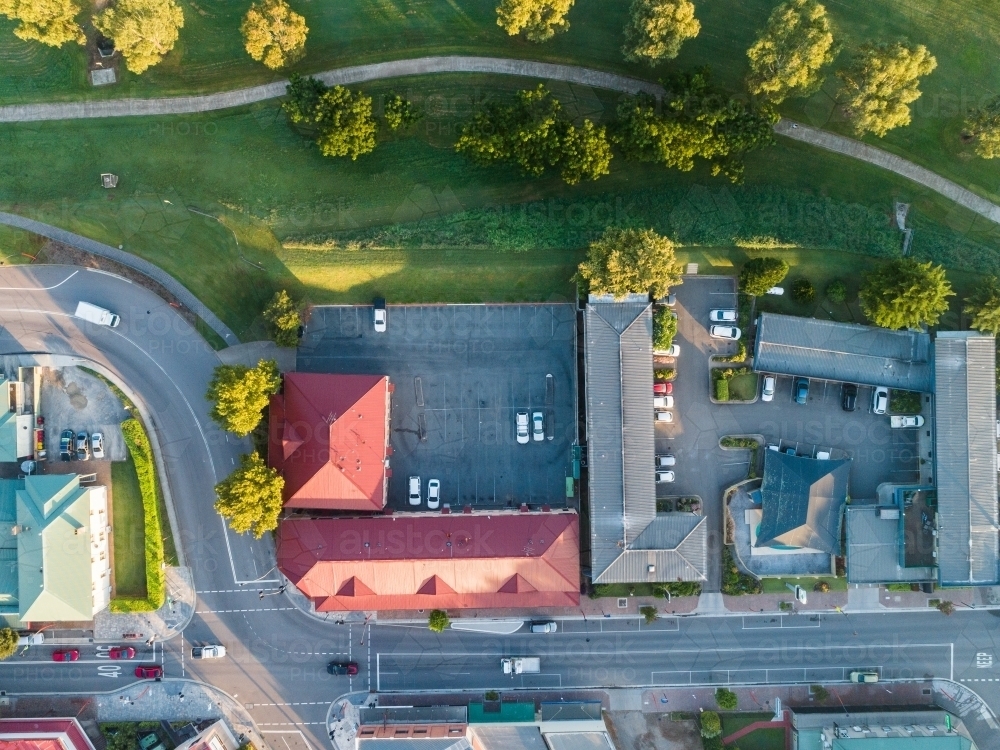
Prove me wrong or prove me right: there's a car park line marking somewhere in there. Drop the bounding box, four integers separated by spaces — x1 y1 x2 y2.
742 615 821 629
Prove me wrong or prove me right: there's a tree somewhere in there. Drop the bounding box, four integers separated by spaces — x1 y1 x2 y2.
214 452 284 538
0 628 17 660
560 120 613 184
746 0 834 104
314 86 377 160
791 277 815 303
837 41 937 137
639 605 658 624
715 687 738 710
825 279 847 303
965 97 1000 159
964 276 1000 335
810 684 830 701
383 93 422 131
739 257 789 296
283 73 327 124
577 227 684 300
428 609 450 632
263 289 302 347
206 360 281 437
859 258 953 330
700 711 722 739
93 0 184 74
938 600 955 616
0 0 84 47
241 0 308 70
496 0 573 43
653 307 678 350
622 0 700 66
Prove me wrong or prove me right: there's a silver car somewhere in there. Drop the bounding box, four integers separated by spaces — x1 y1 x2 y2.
408 476 421 506
709 309 738 322
516 411 530 444
532 411 544 441
91 432 105 459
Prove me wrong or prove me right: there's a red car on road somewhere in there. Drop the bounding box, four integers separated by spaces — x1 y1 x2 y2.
52 650 79 662
134 665 162 679
653 382 673 395
109 647 136 660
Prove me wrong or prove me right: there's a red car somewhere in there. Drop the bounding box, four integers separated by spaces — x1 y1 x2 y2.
109 647 136 660
52 650 79 662
653 382 673 395
135 665 162 679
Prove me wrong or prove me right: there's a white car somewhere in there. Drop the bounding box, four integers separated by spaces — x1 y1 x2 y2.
656 454 675 467
655 410 673 423
91 432 105 459
529 621 557 633
653 395 674 409
427 478 440 509
709 309 737 323
532 411 544 442
766 286 785 295
656 471 675 483
408 476 421 506
872 386 889 415
890 415 925 428
710 325 741 340
761 376 775 402
516 411 530 444
666 344 680 357
191 645 226 659
373 298 387 333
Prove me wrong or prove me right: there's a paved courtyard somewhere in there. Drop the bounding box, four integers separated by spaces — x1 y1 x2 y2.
298 304 578 511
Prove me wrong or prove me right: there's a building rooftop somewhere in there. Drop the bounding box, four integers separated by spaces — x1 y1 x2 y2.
846 505 936 584
0 719 96 750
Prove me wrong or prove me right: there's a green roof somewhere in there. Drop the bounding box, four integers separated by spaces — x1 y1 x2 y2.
0 412 17 463
834 737 972 750
468 703 536 724
0 479 17 614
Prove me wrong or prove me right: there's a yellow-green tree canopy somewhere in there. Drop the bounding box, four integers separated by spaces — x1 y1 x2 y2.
214 452 284 538
206 359 281 437
496 0 573 43
964 276 1000 335
94 0 184 74
0 0 84 47
0 628 17 660
314 86 377 160
838 41 937 137
577 227 683 300
746 0 834 103
241 0 308 70
965 97 1000 159
622 0 700 66
263 289 302 347
859 258 953 330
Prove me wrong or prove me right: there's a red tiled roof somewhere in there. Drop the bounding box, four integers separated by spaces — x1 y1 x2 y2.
277 512 580 611
269 373 389 511
0 719 95 750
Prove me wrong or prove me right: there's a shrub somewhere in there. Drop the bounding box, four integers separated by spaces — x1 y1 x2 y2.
654 581 702 597
814 580 830 593
654 368 676 381
485 690 500 701
720 436 758 449
810 684 830 701
428 609 450 632
640 605 658 624
700 710 722 738
715 687 738 710
889 389 922 414
937 600 955 616
791 278 815 303
653 307 678 350
715 378 730 401
0 628 17 660
721 547 762 595
826 279 847 303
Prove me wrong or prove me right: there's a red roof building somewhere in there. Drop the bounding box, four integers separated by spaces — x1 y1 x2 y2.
269 372 391 512
0 719 96 750
277 510 580 610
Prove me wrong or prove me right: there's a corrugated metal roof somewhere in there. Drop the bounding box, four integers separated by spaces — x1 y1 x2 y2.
545 733 615 750
845 507 935 584
753 313 932 391
934 332 999 586
360 707 467 725
595 517 707 583
472 727 545 750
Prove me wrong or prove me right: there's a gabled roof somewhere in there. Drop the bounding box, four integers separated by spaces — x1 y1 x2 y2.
269 372 389 511
277 511 580 610
0 719 96 750
757 451 851 555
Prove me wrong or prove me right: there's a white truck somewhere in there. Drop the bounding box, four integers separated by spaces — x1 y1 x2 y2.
75 301 120 327
501 657 540 675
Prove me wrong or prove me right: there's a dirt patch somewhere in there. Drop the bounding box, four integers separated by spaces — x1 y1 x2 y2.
606 711 702 750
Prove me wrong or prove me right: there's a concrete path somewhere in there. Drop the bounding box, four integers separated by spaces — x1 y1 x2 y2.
776 119 1000 226
0 55 664 123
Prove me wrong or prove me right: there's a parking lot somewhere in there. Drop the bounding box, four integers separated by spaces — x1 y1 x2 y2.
298 304 577 511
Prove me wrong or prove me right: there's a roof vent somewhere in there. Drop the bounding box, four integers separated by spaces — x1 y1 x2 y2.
441 505 451 514
648 564 655 574
519 504 530 513
462 505 472 514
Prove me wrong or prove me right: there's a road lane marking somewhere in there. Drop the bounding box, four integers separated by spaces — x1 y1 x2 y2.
742 615 821 629
0 270 78 290
250 702 328 707
196 608 296 614
258 723 326 726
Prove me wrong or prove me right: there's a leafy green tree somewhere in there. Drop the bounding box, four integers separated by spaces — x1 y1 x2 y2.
577 227 684 300
964 276 1000 335
622 0 700 65
700 711 722 738
965 97 1000 159
791 277 815 303
263 290 302 347
428 609 450 632
859 258 953 330
315 86 377 160
746 0 834 104
838 41 937 137
215 452 284 538
825 279 847 303
93 0 184 74
383 93 422 131
496 0 573 42
739 257 789 296
653 307 678 350
639 605 658 624
241 0 308 70
0 0 84 47
0 628 17 660
560 120 613 184
715 687 738 710
207 360 281 437
283 73 327 124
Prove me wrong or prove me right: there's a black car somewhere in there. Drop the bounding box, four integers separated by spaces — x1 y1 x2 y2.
327 661 359 676
841 383 858 412
59 429 74 461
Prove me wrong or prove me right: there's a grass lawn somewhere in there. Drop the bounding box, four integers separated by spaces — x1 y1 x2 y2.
731 728 787 750
760 576 847 594
110 457 147 599
590 583 658 598
729 373 759 402
720 713 774 735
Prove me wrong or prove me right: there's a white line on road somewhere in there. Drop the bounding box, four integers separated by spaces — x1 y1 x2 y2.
0 270 78 290
196 608 297 614
257 723 326 726
250 702 329 707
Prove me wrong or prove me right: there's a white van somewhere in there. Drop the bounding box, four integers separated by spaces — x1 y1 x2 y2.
75 301 120 327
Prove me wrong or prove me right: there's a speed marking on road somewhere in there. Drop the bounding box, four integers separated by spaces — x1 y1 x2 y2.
97 665 121 678
976 653 993 668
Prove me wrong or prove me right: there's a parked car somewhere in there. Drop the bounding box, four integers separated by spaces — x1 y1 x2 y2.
655 411 673 423
427 478 441 509
75 432 90 461
52 649 79 662
766 286 785 295
653 396 674 409
656 471 675 483
662 294 676 307
784 447 797 456
709 309 738 323
890 415 925 428
849 671 879 683
191 645 227 659
327 661 359 676
529 621 558 634
373 297 386 332
408 476 421 506
532 411 544 442
653 382 673 395
59 429 73 461
710 325 741 340
761 376 775 402
135 665 163 679
666 344 680 357
655 454 676 467
841 383 858 412
515 411 530 444
872 386 889 415
794 377 809 405
109 646 136 659
91 432 105 459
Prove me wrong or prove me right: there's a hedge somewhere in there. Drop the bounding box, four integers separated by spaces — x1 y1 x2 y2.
110 419 166 613
720 436 758 449
715 378 729 401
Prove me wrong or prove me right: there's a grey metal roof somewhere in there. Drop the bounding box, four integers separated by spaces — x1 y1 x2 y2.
753 313 932 392
545 733 615 750
934 332 999 586
358 740 471 750
472 727 545 750
360 707 468 725
845 506 935 584
598 516 708 583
